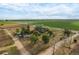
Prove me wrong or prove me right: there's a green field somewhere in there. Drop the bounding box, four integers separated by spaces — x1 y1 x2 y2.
0 20 79 30
31 20 79 30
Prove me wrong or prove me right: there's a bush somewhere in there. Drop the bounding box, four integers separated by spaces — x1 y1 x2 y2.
30 35 38 44
27 24 30 30
47 30 53 37
35 26 48 33
32 30 41 36
42 34 49 44
0 23 4 26
64 29 71 37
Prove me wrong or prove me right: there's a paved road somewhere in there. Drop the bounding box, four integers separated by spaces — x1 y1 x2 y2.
38 33 79 55
4 29 30 55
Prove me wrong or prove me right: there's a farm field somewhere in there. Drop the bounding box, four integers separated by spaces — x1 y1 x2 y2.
1 3 79 56
0 46 20 55
0 30 14 47
1 20 79 30
0 20 79 55
0 30 20 55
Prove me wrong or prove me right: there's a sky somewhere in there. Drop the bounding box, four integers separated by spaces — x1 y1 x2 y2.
0 3 79 19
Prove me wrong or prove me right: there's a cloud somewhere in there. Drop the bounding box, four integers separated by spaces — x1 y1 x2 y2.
34 4 74 16
0 3 79 19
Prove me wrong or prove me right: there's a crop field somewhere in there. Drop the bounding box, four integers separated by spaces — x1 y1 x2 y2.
0 30 14 47
31 20 79 30
1 20 79 30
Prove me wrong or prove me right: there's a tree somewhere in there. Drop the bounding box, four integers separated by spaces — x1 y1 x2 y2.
27 24 30 31
35 26 48 33
5 19 8 21
20 27 27 36
64 29 71 37
16 29 20 33
15 29 20 35
42 34 49 44
15 26 32 38
47 30 53 37
30 35 38 44
32 30 41 36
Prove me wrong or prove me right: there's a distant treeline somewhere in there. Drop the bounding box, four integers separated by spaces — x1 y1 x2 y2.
0 19 79 21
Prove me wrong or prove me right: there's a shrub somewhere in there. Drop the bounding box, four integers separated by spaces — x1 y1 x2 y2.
42 34 49 44
30 35 38 44
64 29 71 37
35 26 48 33
47 30 53 37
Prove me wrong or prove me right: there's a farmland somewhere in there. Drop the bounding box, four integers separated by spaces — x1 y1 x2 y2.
0 30 14 47
0 19 79 55
1 20 79 30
